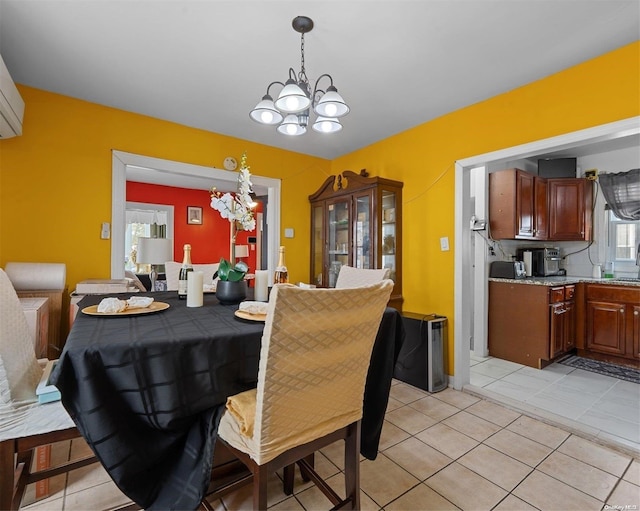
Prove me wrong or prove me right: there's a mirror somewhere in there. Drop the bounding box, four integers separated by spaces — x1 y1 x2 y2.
111 151 281 281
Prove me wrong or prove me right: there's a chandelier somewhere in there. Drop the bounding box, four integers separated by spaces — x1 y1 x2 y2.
249 16 350 136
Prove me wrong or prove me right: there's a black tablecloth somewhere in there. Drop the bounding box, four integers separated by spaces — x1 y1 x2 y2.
51 292 403 510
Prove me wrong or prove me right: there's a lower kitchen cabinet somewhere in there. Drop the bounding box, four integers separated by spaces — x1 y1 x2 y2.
488 281 576 368
583 284 640 365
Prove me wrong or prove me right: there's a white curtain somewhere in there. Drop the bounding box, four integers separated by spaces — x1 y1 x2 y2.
126 209 168 238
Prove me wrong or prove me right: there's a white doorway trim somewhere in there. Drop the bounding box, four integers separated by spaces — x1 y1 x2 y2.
453 116 640 390
111 150 281 281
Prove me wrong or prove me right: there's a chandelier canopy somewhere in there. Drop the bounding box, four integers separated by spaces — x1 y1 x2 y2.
249 16 350 136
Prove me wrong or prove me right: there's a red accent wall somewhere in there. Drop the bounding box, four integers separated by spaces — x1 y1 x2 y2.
126 182 261 270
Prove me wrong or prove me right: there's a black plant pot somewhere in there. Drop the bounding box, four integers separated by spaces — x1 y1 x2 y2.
216 280 247 305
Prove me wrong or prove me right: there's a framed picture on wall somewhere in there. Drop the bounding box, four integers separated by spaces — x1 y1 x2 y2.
187 206 202 225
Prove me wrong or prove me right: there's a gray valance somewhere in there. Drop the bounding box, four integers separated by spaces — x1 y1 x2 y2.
599 168 640 221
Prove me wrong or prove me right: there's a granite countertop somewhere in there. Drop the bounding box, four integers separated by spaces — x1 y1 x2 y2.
488 276 640 287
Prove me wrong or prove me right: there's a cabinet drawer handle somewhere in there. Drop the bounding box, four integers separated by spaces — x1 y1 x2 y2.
635 310 639 316
620 309 625 313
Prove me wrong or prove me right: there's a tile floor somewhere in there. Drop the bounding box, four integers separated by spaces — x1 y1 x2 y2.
20 380 640 511
468 354 640 455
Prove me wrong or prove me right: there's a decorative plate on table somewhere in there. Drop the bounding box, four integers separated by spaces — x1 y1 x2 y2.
234 310 267 322
81 302 170 316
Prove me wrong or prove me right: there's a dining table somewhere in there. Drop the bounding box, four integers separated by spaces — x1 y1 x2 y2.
50 290 404 511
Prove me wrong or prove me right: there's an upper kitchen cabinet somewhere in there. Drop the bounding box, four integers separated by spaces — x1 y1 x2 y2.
489 168 548 240
548 178 593 241
489 168 593 241
309 170 403 310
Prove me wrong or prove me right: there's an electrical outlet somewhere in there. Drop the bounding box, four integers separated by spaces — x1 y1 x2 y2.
585 169 598 180
488 246 496 256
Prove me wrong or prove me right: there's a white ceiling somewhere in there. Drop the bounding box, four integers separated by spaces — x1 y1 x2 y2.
1 0 638 162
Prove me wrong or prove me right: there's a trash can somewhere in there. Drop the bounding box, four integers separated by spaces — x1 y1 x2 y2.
393 312 448 393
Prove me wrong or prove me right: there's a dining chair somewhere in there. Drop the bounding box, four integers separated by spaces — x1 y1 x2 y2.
206 279 394 510
164 261 220 291
334 265 391 289
0 269 97 511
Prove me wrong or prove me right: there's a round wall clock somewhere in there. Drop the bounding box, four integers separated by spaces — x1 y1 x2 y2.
223 157 237 171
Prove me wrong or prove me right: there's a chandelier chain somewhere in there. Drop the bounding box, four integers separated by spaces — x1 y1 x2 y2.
299 33 308 86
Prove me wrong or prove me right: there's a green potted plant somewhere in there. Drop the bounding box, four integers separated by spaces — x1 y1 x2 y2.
214 258 249 304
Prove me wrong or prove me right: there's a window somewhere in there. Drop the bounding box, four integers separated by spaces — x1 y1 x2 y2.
607 209 639 269
125 202 174 272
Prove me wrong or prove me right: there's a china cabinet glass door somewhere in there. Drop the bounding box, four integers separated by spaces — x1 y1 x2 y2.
327 198 350 287
311 204 324 286
381 189 397 281
354 193 372 269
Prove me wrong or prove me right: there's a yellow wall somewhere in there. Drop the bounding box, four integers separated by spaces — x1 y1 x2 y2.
1 42 638 373
0 90 330 287
332 41 639 371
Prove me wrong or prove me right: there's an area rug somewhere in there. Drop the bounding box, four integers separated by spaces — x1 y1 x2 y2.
557 355 640 384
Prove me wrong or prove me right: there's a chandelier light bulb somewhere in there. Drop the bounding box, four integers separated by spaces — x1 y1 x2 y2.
277 114 306 136
312 116 342 133
249 95 283 126
314 87 350 118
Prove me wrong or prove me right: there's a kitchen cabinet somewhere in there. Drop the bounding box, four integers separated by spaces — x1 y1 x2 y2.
489 168 592 241
583 284 640 364
548 178 593 240
489 168 547 240
549 285 576 358
309 170 403 310
488 281 576 368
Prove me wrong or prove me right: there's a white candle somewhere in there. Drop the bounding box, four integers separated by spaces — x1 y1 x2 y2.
187 271 204 307
255 270 269 302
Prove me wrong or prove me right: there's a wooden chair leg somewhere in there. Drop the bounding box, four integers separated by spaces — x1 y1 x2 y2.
0 440 16 511
253 464 269 511
344 424 361 510
283 464 294 495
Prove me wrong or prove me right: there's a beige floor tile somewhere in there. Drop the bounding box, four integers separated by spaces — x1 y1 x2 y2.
383 436 453 481
278 452 340 495
513 470 603 510
319 440 345 471
442 410 503 442
295 473 379 511
624 459 640 485
458 444 532 491
221 471 289 510
359 453 420 507
62 480 131 511
507 415 570 449
465 399 522 427
19 496 64 511
425 462 507 510
65 462 112 495
377 420 411 451
389 382 429 404
431 388 480 409
537 451 619 501
384 404 437 435
557 434 633 477
267 496 306 510
484 429 553 467
492 494 539 511
415 423 479 460
606 480 640 509
201 496 225 511
408 396 459 421
69 438 93 460
385 396 404 412
385 482 458 511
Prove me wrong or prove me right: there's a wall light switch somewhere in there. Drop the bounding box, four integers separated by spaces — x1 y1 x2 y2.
284 228 294 238
440 236 450 251
101 222 110 240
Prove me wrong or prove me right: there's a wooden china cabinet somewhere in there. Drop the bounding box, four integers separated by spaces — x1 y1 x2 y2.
309 170 403 310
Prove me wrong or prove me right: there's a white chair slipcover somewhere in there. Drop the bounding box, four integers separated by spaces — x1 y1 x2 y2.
334 265 391 289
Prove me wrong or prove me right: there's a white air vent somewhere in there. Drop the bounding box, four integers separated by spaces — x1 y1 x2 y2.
0 54 25 139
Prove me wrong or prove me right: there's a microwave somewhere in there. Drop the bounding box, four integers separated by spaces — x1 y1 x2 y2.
517 248 563 276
